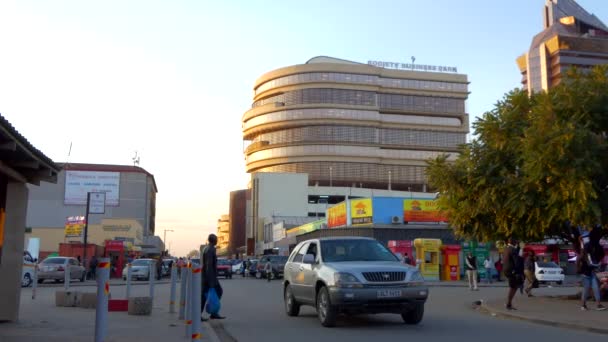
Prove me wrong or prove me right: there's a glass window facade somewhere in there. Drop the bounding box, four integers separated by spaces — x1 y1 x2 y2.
254 72 468 95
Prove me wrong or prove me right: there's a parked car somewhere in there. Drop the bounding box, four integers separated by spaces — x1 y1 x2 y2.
122 258 158 281
22 251 37 287
217 259 233 278
283 237 428 327
232 262 243 275
161 258 175 278
37 257 86 284
535 261 565 285
246 260 259 277
256 255 288 279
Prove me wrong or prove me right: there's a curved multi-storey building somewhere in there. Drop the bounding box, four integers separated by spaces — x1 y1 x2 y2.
242 56 469 192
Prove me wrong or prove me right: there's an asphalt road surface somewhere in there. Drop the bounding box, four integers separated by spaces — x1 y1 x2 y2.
211 277 603 342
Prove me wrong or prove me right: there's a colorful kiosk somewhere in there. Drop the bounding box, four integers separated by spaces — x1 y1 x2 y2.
388 240 414 265
441 244 462 281
414 239 442 281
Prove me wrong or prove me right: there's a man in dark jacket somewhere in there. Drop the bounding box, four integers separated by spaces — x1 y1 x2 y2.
503 238 524 310
201 234 225 321
465 252 478 291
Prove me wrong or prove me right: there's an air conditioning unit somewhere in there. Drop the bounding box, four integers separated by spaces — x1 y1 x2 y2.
391 216 402 224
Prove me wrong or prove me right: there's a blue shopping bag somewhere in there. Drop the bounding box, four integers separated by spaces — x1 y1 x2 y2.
205 288 221 315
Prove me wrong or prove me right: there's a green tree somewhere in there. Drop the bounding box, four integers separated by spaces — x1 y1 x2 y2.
427 66 608 244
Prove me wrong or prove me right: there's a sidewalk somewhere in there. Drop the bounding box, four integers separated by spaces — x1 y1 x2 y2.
0 285 220 342
481 295 608 334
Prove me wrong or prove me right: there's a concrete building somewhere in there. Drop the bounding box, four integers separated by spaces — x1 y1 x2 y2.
25 163 160 258
229 189 248 258
0 113 59 322
243 56 469 192
217 214 230 254
517 0 608 94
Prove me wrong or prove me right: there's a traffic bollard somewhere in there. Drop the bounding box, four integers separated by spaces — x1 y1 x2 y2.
32 263 38 300
191 265 202 341
64 264 70 290
184 263 192 338
149 261 155 302
178 264 187 320
169 263 177 313
95 258 111 342
126 263 132 299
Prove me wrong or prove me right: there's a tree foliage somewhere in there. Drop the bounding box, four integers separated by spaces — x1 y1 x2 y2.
427 66 608 243
186 249 200 259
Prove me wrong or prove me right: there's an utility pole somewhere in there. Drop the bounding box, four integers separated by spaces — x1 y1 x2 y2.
163 229 174 255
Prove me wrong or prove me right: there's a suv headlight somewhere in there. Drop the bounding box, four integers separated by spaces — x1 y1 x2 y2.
407 270 424 286
334 272 363 288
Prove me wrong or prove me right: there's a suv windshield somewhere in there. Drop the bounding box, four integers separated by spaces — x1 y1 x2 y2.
42 258 66 264
321 239 398 262
131 259 151 266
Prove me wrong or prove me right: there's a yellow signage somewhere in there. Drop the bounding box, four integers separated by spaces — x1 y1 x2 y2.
327 202 347 228
404 199 448 223
351 198 373 226
64 216 85 238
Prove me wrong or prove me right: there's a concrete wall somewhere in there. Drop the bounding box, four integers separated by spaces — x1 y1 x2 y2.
0 182 28 321
26 171 153 235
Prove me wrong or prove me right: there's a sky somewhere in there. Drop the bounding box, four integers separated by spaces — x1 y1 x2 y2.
1 0 607 257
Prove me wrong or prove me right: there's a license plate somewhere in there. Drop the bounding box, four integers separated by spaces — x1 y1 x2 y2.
377 289 402 298
547 271 556 274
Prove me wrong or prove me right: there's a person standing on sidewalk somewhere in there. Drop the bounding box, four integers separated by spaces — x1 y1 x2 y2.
577 248 606 311
503 238 522 310
494 257 503 282
89 255 98 280
524 251 537 297
484 257 493 284
201 234 226 321
465 252 478 291
265 259 272 282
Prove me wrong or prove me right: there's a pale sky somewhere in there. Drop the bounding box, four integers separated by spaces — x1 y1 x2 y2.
1 0 607 257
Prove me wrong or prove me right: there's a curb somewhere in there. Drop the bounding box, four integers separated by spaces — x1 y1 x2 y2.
479 303 608 335
202 322 222 342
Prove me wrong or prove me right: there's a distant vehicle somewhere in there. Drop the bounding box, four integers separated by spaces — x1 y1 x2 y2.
256 255 288 280
246 260 259 277
283 237 428 327
161 258 174 277
22 252 36 287
122 258 158 281
535 261 565 285
37 257 86 284
217 258 233 279
232 262 243 274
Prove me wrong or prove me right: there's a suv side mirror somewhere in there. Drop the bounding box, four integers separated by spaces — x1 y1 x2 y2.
303 254 315 264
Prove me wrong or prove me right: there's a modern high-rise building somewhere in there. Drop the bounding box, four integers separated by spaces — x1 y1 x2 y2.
242 56 469 192
517 0 608 94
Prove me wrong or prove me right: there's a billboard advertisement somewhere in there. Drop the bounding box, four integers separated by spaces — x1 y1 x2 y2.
351 198 373 226
64 171 120 206
64 216 86 238
327 202 347 228
403 199 448 223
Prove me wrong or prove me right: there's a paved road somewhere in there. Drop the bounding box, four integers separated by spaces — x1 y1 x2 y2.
213 277 603 342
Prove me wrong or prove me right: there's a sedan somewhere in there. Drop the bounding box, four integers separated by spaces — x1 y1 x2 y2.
37 257 86 283
535 261 565 285
122 259 158 281
283 237 428 327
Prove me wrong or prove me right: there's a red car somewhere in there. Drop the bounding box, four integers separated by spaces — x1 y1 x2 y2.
217 259 233 279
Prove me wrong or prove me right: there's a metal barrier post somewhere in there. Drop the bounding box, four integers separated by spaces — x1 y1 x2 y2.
184 263 192 338
179 264 187 320
64 264 70 291
32 263 38 300
126 263 132 299
95 258 111 342
191 265 202 341
149 261 155 301
169 263 177 313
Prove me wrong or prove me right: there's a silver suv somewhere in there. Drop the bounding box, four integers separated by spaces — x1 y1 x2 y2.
283 237 428 327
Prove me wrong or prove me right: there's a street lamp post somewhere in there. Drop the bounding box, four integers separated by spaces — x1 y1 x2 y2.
163 229 174 255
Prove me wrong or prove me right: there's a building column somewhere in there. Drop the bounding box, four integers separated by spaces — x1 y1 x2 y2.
0 182 29 322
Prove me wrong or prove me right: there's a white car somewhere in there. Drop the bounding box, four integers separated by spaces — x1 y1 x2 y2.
535 261 564 285
232 262 243 274
122 259 158 281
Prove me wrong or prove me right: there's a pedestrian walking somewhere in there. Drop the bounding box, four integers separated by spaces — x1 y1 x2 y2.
503 238 524 310
465 252 478 290
201 234 226 321
524 251 537 297
484 257 493 284
577 248 606 311
89 255 98 280
495 257 503 282
265 259 272 282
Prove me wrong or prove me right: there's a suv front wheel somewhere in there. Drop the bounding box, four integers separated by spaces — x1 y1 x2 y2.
316 286 337 327
284 284 300 316
401 303 424 324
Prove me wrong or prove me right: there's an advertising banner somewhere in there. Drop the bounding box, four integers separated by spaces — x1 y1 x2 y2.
64 171 120 206
286 220 325 237
351 198 373 226
327 202 347 228
403 199 448 223
64 216 86 238
272 221 285 242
